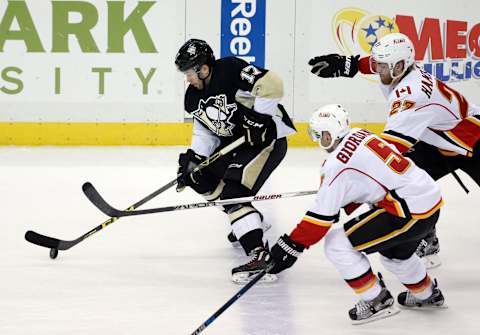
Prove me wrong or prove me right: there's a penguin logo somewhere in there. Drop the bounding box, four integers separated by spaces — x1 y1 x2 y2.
192 94 237 136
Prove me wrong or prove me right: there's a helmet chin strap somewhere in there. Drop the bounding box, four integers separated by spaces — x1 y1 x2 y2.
320 136 344 153
390 67 406 81
319 132 337 151
389 67 414 88
388 61 412 85
196 65 211 90
319 140 334 151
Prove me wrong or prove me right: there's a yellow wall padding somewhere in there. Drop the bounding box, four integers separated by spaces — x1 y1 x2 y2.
0 122 385 146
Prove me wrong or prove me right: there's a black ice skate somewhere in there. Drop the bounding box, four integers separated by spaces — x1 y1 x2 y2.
397 279 446 308
231 244 277 284
415 230 441 269
349 273 400 324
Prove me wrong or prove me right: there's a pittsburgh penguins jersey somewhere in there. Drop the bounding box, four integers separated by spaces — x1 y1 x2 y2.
184 57 296 157
288 128 443 248
380 65 480 156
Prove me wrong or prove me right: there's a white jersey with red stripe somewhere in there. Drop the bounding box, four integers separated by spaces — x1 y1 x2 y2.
287 128 443 249
312 128 442 220
380 65 480 156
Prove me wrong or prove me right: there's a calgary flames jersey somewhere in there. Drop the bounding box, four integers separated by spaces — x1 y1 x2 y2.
380 65 480 156
289 128 443 248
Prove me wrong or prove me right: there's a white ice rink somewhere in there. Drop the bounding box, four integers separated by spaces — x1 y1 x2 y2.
1 146 479 335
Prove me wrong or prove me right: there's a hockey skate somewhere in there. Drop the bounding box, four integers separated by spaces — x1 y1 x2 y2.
415 231 441 269
397 279 446 308
227 220 272 247
349 273 400 324
231 244 277 284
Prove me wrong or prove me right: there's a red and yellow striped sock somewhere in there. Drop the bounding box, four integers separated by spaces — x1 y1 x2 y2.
403 274 433 300
345 268 381 301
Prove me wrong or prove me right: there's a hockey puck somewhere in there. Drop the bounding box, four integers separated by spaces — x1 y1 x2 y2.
49 248 59 259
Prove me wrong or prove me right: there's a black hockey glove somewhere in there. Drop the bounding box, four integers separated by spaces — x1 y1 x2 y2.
176 149 206 192
268 234 305 274
308 54 360 78
242 109 277 146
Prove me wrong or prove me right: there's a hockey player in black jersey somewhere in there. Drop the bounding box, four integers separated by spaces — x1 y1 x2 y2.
174 39 297 283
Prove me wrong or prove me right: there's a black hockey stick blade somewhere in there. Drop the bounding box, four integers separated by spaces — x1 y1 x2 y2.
25 230 61 249
25 215 121 252
24 230 81 251
82 182 126 217
25 177 180 254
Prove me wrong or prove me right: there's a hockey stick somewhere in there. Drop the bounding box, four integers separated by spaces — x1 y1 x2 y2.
190 265 272 335
83 182 317 217
24 137 246 258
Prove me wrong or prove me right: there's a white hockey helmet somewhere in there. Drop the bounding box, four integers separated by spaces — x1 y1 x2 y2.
308 104 350 150
370 32 415 79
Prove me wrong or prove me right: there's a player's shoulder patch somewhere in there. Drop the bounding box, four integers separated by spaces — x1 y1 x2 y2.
389 85 420 117
394 85 412 98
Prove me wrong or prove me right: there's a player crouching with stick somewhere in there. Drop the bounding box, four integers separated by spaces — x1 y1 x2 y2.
174 39 297 284
268 104 446 324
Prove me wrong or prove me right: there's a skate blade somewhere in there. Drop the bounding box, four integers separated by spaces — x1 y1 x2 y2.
232 272 277 285
423 254 442 269
399 303 448 310
351 306 400 325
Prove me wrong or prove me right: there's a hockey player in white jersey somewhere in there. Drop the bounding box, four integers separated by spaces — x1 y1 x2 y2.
268 104 446 324
308 32 480 268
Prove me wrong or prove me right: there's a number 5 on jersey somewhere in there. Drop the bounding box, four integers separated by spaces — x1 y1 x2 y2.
365 138 411 174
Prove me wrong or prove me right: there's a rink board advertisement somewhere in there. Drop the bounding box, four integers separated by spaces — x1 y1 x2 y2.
0 0 187 144
220 0 266 67
295 0 480 126
0 0 479 145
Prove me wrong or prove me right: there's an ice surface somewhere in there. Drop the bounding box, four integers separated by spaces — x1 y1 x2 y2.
1 146 479 335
